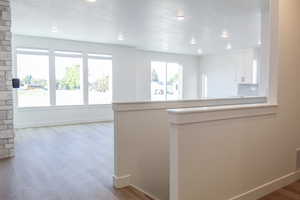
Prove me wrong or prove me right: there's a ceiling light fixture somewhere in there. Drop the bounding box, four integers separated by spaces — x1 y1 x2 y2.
258 40 262 45
226 43 232 50
118 33 124 41
177 15 185 21
221 30 229 38
86 0 97 2
197 48 203 55
176 10 185 21
190 37 196 45
51 26 58 33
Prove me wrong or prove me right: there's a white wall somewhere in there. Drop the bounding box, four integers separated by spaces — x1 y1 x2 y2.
12 35 198 128
168 0 300 199
113 97 267 200
198 49 258 98
15 105 113 128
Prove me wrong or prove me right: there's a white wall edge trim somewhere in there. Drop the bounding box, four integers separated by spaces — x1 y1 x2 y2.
130 184 161 200
113 97 267 112
113 175 131 189
15 119 113 129
168 104 278 125
228 171 300 200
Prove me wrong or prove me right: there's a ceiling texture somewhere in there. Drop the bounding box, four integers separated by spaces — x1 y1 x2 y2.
11 0 268 55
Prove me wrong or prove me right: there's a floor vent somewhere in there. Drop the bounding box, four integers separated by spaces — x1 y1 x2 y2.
297 149 300 170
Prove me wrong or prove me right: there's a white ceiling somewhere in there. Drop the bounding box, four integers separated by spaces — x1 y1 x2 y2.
11 0 268 55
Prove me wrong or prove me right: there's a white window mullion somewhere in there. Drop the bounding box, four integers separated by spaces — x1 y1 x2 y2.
83 53 89 105
165 63 168 101
49 50 56 106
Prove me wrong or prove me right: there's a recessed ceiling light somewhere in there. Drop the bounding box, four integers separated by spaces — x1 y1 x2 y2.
177 15 185 21
86 0 96 2
118 33 124 41
221 30 229 38
226 43 232 50
51 26 58 33
176 9 185 21
190 37 196 45
258 40 262 45
197 48 203 55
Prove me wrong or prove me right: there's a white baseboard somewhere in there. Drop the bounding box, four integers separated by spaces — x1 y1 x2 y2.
130 184 161 200
113 175 131 189
229 171 300 200
15 119 113 129
113 175 161 199
114 171 299 200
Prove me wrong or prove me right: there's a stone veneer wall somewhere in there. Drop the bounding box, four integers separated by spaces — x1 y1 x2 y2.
0 0 14 159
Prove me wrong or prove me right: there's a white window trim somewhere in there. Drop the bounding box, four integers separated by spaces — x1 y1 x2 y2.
14 48 113 109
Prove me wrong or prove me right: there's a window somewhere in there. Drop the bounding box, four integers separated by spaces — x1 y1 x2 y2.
151 62 166 101
55 53 83 106
201 73 208 98
252 60 258 84
16 49 112 107
88 56 112 104
151 61 182 101
166 63 183 100
17 50 50 107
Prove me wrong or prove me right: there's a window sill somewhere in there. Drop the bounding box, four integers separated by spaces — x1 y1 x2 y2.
168 103 278 125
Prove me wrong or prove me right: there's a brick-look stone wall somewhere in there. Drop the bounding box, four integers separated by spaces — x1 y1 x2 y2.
0 0 14 159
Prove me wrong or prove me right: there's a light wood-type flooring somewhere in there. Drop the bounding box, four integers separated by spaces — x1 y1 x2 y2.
0 122 299 200
259 180 300 200
0 123 151 200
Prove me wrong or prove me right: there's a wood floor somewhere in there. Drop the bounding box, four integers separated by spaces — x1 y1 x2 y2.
0 123 299 200
259 180 300 200
0 123 150 200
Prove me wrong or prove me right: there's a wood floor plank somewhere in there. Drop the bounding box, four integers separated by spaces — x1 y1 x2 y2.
260 182 300 200
0 123 147 200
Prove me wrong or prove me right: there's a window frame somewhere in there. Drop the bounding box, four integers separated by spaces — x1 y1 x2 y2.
15 48 113 108
151 61 183 101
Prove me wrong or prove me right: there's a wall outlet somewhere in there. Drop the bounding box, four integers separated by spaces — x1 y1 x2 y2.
296 149 300 170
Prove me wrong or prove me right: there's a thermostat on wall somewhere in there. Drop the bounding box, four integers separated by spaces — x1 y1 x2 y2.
12 78 20 89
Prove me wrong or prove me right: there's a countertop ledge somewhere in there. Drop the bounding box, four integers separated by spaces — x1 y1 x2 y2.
167 104 278 125
168 104 278 114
